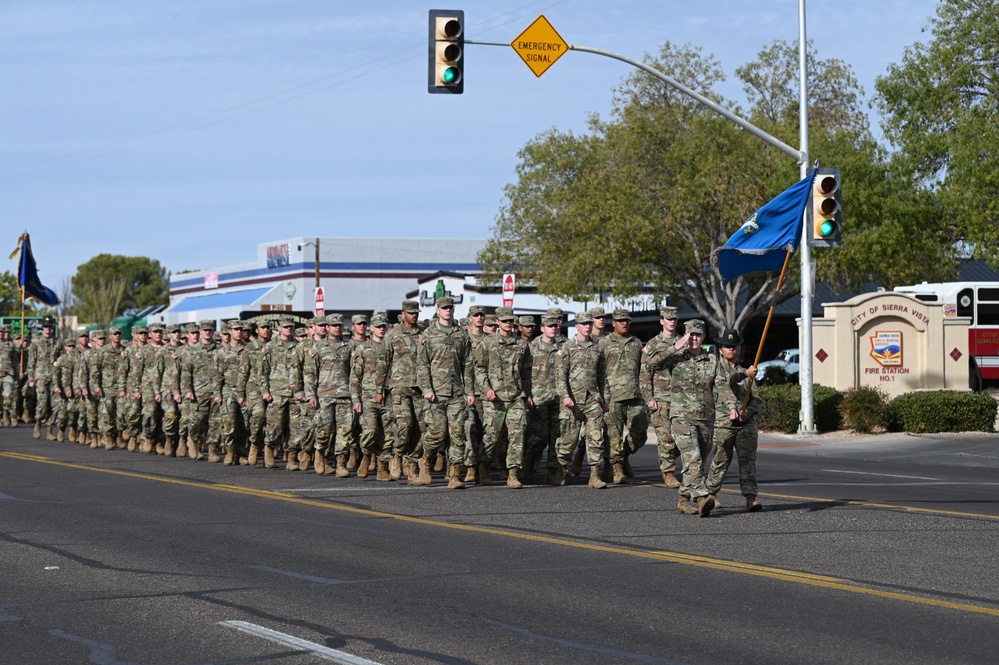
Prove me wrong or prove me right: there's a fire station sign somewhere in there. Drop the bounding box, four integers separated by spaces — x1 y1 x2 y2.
511 15 569 77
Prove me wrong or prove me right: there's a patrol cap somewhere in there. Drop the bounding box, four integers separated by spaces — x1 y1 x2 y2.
42 315 56 327
684 319 706 335
371 313 389 327
166 323 181 333
294 327 306 336
589 307 606 319
77 330 90 338
518 316 536 327
132 325 148 334
484 314 498 326
325 313 344 326
199 319 216 331
541 315 560 327
402 300 420 313
715 328 744 346
495 306 515 321
545 307 564 318
575 311 594 324
148 323 165 332
458 318 469 327
92 329 107 339
109 325 122 334
612 308 632 321
436 296 455 308
227 321 242 331
660 306 679 320
468 305 485 315
184 323 200 334
0 324 10 333
255 320 272 330
351 314 369 325
278 318 296 328
64 339 76 348
310 316 326 326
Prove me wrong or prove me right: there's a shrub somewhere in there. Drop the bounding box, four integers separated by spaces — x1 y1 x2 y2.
758 365 795 386
838 385 889 433
758 384 843 433
887 391 997 433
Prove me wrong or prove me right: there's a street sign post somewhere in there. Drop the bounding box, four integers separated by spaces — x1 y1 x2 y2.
502 273 515 307
315 287 325 317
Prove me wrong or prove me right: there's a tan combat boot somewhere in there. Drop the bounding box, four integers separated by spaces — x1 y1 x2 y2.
588 465 608 489
335 454 350 477
376 459 391 481
314 453 327 475
746 495 763 512
121 430 130 442
155 441 165 455
223 449 235 465
57 427 65 442
207 443 221 462
247 444 260 467
478 462 492 486
127 436 137 452
464 465 477 483
104 434 115 450
285 451 299 471
415 457 433 485
448 465 466 489
68 426 77 443
677 495 698 515
389 454 402 480
33 421 41 439
346 448 359 471
506 467 523 490
164 436 176 457
406 458 421 485
357 453 372 478
433 455 445 473
263 445 276 469
612 462 627 485
662 471 680 488
141 437 154 454
298 450 311 472
48 426 57 442
696 495 715 518
188 437 201 460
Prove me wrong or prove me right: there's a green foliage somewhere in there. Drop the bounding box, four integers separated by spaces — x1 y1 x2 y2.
0 270 36 317
874 0 999 271
886 391 997 434
838 385 889 433
72 254 168 322
758 384 843 433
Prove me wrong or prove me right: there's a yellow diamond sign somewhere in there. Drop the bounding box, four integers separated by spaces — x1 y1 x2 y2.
511 15 569 77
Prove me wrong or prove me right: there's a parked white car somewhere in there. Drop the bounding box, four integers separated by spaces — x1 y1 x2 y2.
757 348 800 382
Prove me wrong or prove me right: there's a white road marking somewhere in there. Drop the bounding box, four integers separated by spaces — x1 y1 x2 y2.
220 620 382 665
822 469 938 480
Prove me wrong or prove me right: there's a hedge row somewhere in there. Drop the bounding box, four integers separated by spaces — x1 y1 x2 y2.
756 385 997 434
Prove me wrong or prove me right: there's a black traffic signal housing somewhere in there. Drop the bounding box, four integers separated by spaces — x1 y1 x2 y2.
428 10 464 94
807 167 842 247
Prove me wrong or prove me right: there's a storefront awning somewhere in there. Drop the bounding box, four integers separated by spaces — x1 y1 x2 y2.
166 287 273 313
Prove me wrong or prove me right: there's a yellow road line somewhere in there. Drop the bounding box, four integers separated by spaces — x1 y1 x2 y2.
4 451 999 619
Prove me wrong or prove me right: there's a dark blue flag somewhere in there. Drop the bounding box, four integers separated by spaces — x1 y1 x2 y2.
716 169 817 282
11 234 60 306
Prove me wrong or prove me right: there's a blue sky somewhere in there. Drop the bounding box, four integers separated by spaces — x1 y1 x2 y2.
1 0 939 291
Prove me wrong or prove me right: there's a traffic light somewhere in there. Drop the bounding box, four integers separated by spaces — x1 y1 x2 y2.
807 167 842 247
428 10 464 94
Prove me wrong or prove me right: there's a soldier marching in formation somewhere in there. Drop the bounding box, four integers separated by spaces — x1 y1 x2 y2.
5 302 763 515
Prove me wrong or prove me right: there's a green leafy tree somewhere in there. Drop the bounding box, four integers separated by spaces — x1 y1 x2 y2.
874 0 999 267
71 254 168 323
0 270 36 317
480 40 951 335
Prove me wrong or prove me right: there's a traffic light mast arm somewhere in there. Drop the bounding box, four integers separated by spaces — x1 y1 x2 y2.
465 40 804 164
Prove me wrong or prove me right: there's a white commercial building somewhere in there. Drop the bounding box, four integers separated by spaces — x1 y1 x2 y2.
158 237 488 327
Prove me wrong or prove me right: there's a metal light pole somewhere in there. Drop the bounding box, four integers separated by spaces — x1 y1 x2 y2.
798 0 815 433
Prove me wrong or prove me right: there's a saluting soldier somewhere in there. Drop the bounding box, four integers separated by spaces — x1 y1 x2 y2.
416 296 474 489
641 306 683 487
706 328 763 512
554 310 608 489
350 313 393 480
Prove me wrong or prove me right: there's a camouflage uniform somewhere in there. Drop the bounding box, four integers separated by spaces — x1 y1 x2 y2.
289 322 322 462
73 335 97 443
417 313 473 466
375 302 425 465
464 311 488 471
667 322 738 501
120 327 147 444
640 307 682 479
525 316 561 476
27 323 62 432
52 342 77 436
237 323 270 455
92 330 125 446
600 310 649 471
214 329 246 461
263 323 299 459
139 327 167 448
707 330 762 502
0 327 15 424
476 308 532 472
304 315 354 465
555 317 607 468
350 320 394 465
158 326 186 453
180 322 218 457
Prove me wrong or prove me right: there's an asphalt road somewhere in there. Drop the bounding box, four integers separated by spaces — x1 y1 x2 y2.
2 425 998 665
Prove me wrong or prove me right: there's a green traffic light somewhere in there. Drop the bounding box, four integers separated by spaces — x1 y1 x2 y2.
819 220 836 237
442 66 460 85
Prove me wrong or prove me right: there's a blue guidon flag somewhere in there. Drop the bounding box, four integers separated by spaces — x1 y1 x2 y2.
716 169 817 282
10 233 60 306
